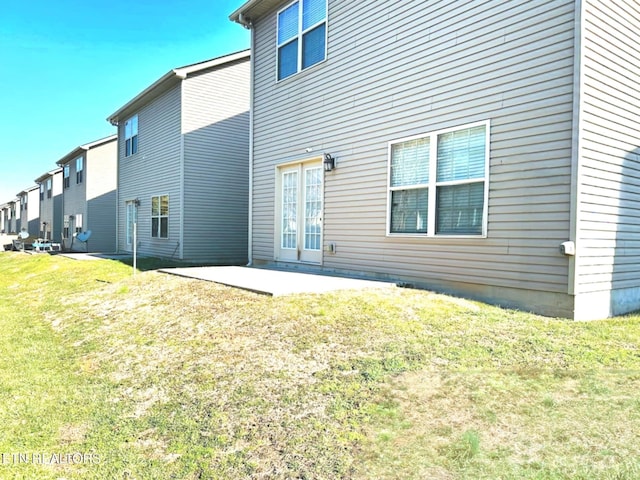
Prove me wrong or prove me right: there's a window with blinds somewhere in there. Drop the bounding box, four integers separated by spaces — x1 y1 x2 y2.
277 0 327 81
388 121 489 236
151 195 169 239
125 115 138 157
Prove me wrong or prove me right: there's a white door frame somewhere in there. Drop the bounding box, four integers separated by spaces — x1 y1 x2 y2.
125 200 137 251
275 158 324 264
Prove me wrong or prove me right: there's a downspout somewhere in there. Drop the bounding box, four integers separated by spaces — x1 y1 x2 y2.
232 12 253 265
243 14 255 266
179 78 186 261
115 149 119 253
111 120 120 253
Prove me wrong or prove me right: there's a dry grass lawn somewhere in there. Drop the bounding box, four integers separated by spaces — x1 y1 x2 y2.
0 252 639 479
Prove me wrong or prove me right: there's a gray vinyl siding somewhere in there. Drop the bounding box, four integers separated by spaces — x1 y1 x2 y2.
117 84 182 258
86 139 117 252
251 0 576 309
575 1 640 292
8 203 17 234
61 154 88 250
0 206 6 233
181 58 250 264
39 172 63 242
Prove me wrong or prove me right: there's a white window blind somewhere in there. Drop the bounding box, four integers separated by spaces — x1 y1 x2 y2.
302 0 325 29
277 0 327 80
388 121 488 236
437 125 486 182
391 138 430 187
278 3 299 44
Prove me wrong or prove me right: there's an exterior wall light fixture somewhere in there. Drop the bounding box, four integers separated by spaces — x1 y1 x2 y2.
323 153 336 172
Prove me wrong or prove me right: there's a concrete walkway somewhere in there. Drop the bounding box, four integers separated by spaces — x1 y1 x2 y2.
160 266 396 296
56 252 133 261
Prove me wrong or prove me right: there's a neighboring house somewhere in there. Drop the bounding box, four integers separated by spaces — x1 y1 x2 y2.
35 168 63 242
16 185 40 237
0 203 7 233
0 201 16 234
55 135 117 252
107 50 250 264
230 0 640 320
7 200 18 234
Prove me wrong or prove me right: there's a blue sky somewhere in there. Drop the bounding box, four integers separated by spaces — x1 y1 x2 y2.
0 0 249 203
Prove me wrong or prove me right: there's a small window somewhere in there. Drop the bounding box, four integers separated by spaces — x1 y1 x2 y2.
277 0 327 80
63 215 70 238
63 165 70 189
75 213 83 233
125 115 138 157
76 157 84 184
39 184 44 201
46 178 52 199
151 195 169 238
388 121 489 237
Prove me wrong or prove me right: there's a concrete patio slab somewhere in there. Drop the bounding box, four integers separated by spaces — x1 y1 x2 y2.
159 266 396 296
56 253 134 261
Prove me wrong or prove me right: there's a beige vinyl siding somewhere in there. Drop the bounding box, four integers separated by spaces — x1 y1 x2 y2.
182 58 250 264
117 84 182 258
251 0 576 305
575 0 640 294
86 139 117 252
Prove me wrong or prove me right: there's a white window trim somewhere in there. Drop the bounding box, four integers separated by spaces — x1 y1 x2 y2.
275 0 328 82
151 194 169 239
75 156 84 184
386 120 490 238
124 114 139 157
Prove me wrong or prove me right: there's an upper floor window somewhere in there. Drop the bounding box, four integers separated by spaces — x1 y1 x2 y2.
63 165 70 188
39 184 44 201
151 195 169 238
76 156 84 184
277 0 327 81
46 178 52 199
388 121 489 237
125 115 138 157
74 213 83 233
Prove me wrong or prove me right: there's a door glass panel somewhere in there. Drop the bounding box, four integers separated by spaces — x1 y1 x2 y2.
126 202 135 247
304 167 322 251
281 171 298 249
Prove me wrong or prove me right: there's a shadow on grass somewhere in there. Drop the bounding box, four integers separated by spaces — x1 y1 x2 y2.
115 256 206 272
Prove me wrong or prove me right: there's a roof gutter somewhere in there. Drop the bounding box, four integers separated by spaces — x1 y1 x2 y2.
236 13 253 29
107 70 184 126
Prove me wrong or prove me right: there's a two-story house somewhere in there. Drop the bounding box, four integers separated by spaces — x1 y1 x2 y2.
231 0 640 320
0 201 16 234
107 50 251 264
16 185 40 237
35 168 63 243
0 203 7 233
55 135 117 252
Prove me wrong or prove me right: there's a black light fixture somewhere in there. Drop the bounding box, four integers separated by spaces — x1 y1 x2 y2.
323 153 336 172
